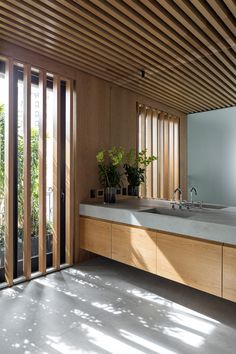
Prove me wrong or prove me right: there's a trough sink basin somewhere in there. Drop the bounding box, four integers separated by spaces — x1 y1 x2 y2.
141 208 193 218
195 203 226 210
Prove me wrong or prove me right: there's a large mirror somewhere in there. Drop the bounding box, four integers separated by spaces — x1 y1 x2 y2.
187 106 236 207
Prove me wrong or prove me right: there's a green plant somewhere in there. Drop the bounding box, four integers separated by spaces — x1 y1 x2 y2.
0 103 47 239
96 146 125 188
124 148 157 187
18 128 41 236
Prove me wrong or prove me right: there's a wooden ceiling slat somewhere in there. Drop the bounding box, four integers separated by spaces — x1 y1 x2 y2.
138 0 235 67
75 0 236 92
189 0 236 50
0 27 203 112
33 0 236 97
5 0 234 105
223 0 236 18
49 0 236 102
2 3 234 108
0 0 235 113
152 0 236 68
110 0 236 77
1 35 191 113
0 31 194 113
207 0 236 36
1 16 230 109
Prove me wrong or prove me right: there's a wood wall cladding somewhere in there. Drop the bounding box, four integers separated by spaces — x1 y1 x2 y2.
0 0 235 113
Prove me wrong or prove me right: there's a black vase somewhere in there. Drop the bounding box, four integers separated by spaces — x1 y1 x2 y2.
128 185 139 196
104 187 116 203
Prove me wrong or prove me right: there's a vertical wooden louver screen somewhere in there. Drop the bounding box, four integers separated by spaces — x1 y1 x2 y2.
138 104 180 200
1 55 75 289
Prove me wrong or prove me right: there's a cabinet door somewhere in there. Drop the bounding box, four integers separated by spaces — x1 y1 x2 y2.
79 217 112 258
156 233 222 296
112 223 157 273
223 245 236 302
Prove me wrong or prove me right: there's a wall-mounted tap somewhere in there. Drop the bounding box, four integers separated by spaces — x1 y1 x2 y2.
190 187 198 204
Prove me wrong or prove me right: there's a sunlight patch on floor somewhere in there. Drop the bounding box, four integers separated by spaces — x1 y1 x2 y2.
80 323 152 354
120 329 177 354
91 302 123 315
163 327 204 348
167 312 215 334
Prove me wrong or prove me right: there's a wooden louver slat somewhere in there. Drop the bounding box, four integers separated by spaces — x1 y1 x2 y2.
65 79 74 266
38 69 47 274
53 75 61 270
23 63 32 279
4 58 14 286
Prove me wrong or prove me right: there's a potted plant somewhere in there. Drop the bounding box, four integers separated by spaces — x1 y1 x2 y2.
124 148 157 196
96 146 125 203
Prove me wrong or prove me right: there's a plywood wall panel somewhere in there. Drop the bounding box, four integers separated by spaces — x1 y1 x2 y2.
77 72 111 202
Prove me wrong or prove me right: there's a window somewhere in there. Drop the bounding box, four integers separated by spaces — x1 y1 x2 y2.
138 103 180 200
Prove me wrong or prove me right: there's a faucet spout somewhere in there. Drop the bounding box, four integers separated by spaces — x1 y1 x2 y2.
190 187 198 204
173 187 183 203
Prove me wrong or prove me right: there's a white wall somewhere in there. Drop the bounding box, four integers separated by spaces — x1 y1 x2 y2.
187 107 236 206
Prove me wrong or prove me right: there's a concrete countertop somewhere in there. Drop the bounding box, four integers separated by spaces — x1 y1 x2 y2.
80 198 236 246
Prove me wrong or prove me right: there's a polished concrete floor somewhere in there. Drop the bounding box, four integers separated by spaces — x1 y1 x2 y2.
0 257 236 354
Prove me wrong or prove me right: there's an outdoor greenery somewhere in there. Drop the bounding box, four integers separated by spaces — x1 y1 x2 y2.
96 146 125 188
124 148 157 187
0 104 52 248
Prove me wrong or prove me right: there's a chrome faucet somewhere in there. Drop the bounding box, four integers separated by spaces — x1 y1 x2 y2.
173 187 183 203
190 187 198 204
171 187 183 209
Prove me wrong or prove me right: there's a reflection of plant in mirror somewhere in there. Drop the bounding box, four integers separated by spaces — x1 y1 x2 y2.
96 146 125 188
124 148 157 187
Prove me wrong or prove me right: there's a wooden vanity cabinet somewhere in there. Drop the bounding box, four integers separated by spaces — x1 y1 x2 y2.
79 217 112 258
79 216 227 300
112 223 157 274
223 245 236 302
156 232 222 296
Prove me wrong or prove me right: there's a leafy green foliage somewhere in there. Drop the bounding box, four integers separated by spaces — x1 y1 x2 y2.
124 148 157 187
96 146 125 188
0 104 49 244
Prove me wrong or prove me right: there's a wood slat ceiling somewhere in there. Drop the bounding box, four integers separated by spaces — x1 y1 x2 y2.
0 0 235 113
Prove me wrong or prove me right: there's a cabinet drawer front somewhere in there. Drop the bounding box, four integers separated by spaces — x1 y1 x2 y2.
156 233 222 296
112 224 157 273
79 217 111 258
223 245 236 302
